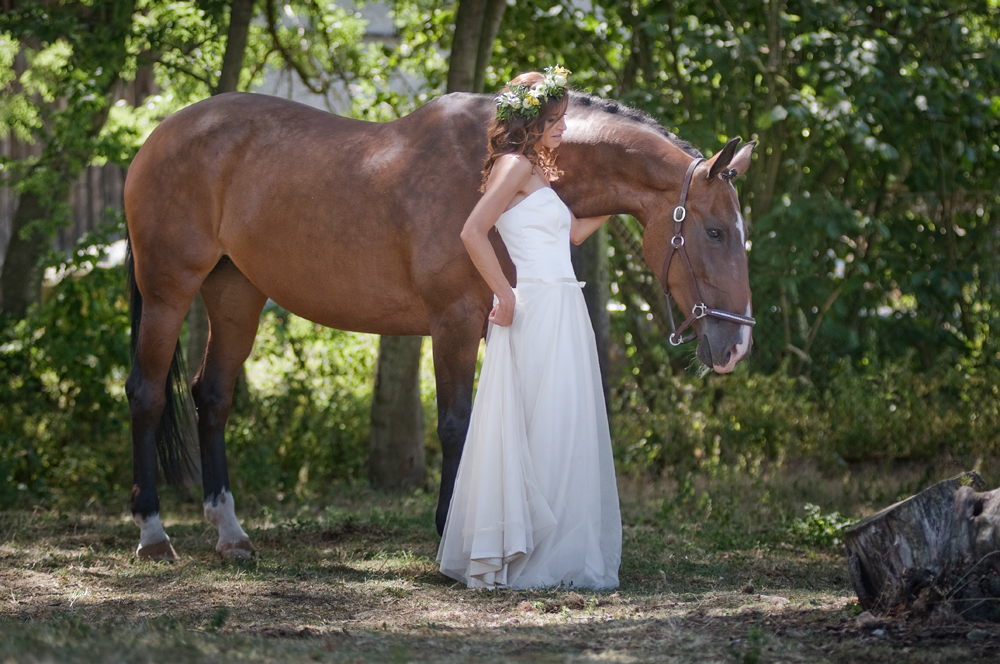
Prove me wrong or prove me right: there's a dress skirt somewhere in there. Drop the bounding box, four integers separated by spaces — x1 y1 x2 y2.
437 279 622 589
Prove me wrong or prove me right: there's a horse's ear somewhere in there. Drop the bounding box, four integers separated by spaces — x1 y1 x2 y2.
707 137 742 180
729 140 757 178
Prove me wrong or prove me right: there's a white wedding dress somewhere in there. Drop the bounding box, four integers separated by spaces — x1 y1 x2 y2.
437 186 622 590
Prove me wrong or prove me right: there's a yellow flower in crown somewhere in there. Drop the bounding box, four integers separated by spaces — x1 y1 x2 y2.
494 65 572 121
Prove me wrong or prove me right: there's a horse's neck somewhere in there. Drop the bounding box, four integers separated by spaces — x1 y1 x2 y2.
558 119 693 225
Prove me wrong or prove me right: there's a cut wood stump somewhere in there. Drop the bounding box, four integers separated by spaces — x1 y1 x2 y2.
845 471 1000 622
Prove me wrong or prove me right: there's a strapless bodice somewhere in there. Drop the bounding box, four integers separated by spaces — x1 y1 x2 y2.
495 187 576 281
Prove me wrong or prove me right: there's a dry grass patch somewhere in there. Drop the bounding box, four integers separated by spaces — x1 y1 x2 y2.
3 466 1000 662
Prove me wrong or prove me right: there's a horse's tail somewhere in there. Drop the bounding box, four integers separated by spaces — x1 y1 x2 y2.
126 232 194 487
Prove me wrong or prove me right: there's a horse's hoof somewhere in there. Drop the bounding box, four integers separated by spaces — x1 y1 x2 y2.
218 538 255 560
137 539 178 562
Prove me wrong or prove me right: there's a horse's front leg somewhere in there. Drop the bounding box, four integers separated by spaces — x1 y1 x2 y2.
192 261 267 559
429 304 487 535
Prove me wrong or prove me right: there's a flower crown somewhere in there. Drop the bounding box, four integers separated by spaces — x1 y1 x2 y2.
495 66 571 122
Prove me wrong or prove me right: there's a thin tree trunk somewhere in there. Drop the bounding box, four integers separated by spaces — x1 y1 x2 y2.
369 335 426 489
0 180 54 318
571 230 611 409
447 0 486 93
473 0 506 93
215 0 254 95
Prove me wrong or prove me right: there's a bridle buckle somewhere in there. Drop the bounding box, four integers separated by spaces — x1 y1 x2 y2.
692 303 708 319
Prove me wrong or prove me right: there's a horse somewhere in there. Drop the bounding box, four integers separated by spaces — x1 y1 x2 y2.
123 90 757 560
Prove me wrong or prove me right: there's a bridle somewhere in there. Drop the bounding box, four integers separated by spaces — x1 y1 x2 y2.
659 158 757 346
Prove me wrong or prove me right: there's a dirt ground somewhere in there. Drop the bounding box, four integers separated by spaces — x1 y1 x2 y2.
2 468 999 663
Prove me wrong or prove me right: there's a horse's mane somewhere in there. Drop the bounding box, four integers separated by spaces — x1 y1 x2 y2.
569 92 702 160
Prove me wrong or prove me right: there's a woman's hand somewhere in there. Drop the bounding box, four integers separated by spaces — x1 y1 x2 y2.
489 291 516 327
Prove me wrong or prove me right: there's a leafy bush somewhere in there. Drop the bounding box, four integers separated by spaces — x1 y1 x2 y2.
610 353 1000 478
0 246 131 508
225 309 378 502
789 503 856 548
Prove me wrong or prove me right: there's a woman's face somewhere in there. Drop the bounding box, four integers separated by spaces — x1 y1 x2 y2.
538 107 567 151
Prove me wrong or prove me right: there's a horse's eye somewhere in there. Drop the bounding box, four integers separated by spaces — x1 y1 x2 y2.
707 229 723 240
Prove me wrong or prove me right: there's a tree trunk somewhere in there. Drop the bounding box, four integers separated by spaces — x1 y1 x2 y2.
369 0 508 491
215 0 254 95
447 0 486 93
845 471 1000 622
571 230 610 408
0 181 54 318
472 0 507 93
369 335 426 489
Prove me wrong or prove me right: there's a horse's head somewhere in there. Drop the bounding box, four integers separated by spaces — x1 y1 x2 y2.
641 137 756 374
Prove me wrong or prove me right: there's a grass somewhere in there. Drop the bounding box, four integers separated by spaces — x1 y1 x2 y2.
3 460 1000 663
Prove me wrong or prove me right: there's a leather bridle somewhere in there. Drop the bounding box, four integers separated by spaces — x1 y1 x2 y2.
659 158 757 346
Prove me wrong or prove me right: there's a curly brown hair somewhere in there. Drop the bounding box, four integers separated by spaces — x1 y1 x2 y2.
480 71 568 193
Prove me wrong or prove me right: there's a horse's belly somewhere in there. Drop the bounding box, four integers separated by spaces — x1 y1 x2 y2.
230 255 431 336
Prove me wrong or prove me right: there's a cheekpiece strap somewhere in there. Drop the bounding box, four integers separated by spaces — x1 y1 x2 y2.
673 157 704 223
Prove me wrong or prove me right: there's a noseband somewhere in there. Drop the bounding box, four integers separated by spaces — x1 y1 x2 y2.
660 158 757 346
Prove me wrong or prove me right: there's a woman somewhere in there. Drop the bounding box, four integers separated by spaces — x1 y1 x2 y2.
437 68 622 589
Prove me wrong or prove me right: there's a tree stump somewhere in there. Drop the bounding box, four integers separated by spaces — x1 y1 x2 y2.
845 471 1000 622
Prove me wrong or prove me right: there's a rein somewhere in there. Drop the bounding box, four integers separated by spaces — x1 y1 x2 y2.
659 158 757 346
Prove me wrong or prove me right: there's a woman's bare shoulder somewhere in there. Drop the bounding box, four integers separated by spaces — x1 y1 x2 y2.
494 153 532 174
485 153 532 193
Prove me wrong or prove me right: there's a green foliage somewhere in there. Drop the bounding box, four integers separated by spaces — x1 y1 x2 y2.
0 238 132 508
0 32 40 142
226 310 378 502
611 352 1000 476
789 503 856 548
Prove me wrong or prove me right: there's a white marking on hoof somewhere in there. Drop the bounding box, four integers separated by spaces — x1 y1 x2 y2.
204 490 254 558
133 513 177 561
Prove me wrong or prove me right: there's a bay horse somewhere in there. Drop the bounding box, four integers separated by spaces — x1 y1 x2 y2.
124 91 756 560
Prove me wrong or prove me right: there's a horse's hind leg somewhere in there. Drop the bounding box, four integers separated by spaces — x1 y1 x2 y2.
127 291 197 561
191 258 266 559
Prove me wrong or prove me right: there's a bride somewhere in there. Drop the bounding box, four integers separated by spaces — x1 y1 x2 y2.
437 67 622 589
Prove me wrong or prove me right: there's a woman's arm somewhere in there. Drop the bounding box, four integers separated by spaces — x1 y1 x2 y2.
460 155 533 327
570 212 612 245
